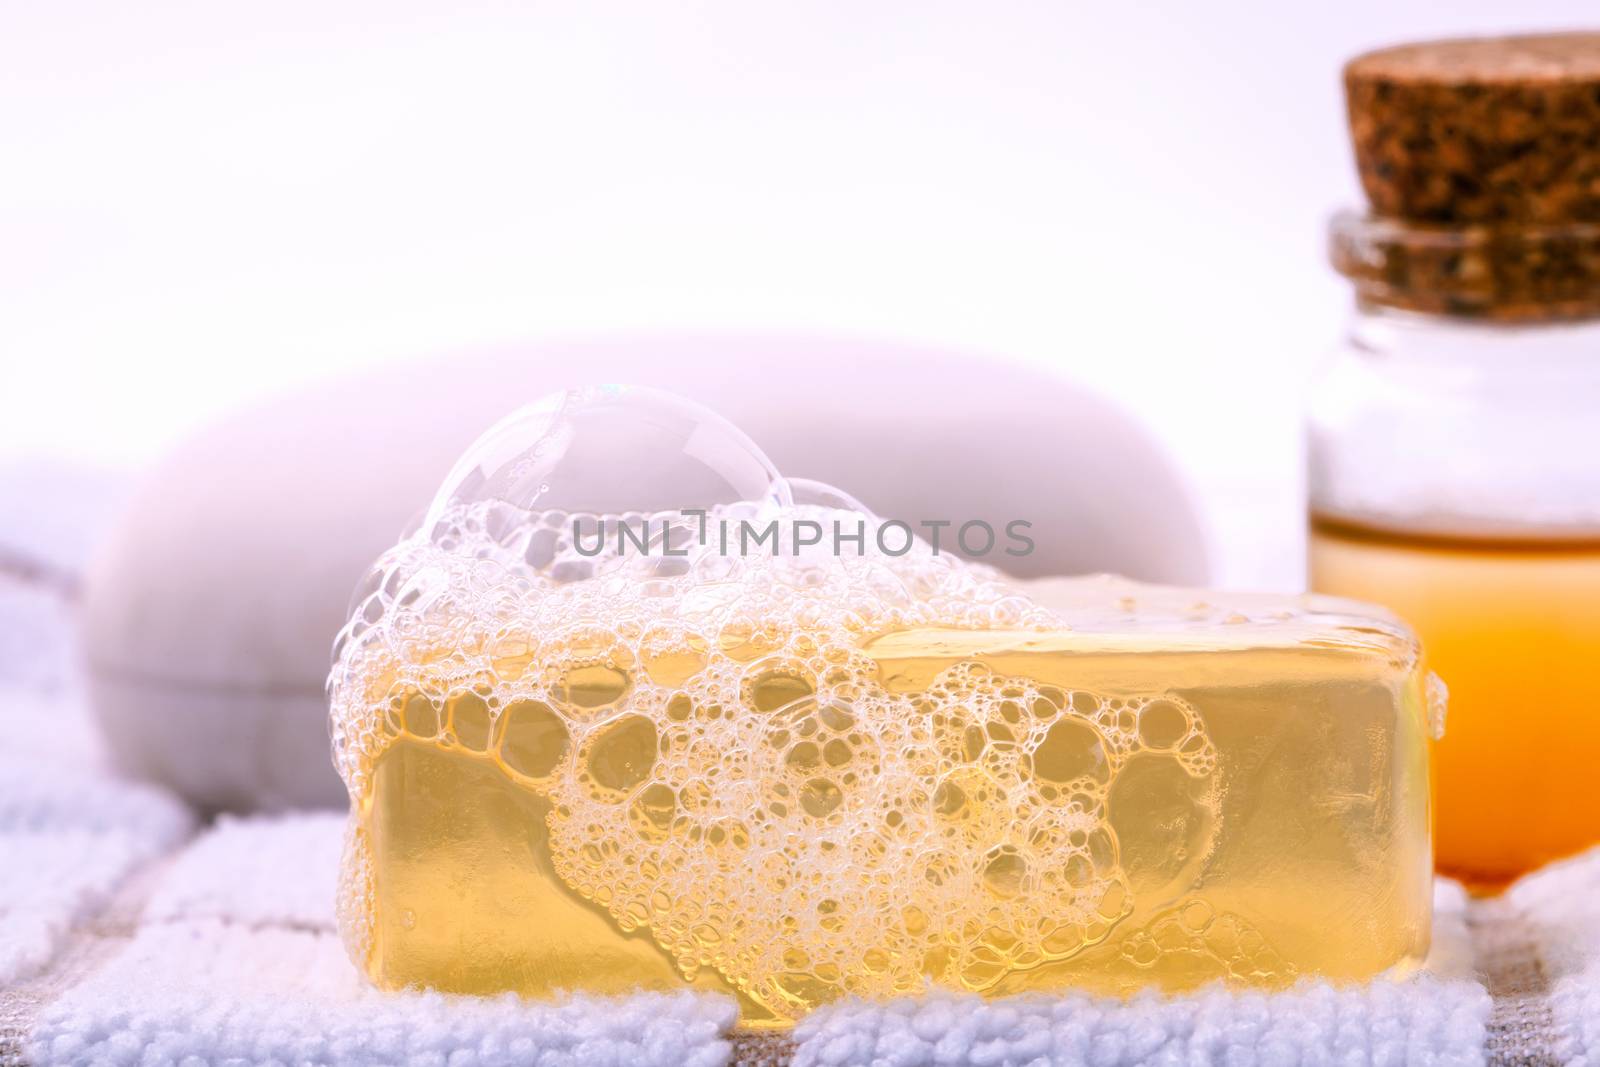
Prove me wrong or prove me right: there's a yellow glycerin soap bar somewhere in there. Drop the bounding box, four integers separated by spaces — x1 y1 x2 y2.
328 388 1434 1028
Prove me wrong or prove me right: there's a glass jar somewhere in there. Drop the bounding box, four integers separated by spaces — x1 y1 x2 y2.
1308 285 1600 888
1313 31 1600 888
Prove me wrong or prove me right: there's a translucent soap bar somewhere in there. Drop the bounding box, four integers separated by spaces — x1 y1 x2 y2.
328 388 1434 1028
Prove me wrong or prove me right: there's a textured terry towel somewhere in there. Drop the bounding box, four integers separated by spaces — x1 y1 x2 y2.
1 690 1597 1066
6 812 1492 1067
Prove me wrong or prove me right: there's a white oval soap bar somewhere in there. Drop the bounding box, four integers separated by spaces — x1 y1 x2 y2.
83 336 1206 811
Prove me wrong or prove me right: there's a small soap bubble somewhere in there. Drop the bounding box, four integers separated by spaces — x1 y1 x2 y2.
1425 671 1449 740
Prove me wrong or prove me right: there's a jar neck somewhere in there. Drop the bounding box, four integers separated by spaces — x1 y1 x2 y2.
1329 210 1600 322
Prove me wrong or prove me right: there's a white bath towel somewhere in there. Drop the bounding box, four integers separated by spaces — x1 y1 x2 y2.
0 685 192 988
3 684 1596 1066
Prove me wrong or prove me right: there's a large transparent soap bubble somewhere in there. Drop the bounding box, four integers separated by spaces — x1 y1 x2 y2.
422 385 791 536
338 386 795 651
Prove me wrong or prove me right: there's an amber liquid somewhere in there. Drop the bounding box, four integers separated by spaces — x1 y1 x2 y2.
346 619 1431 1026
1309 514 1600 887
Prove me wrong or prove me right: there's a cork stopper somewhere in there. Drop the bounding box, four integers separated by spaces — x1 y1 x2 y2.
1334 32 1600 320
1347 33 1600 223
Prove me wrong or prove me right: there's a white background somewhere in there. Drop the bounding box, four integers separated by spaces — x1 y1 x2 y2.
2 1 1592 588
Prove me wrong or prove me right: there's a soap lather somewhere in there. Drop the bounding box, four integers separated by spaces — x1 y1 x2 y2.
328 386 1436 1027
